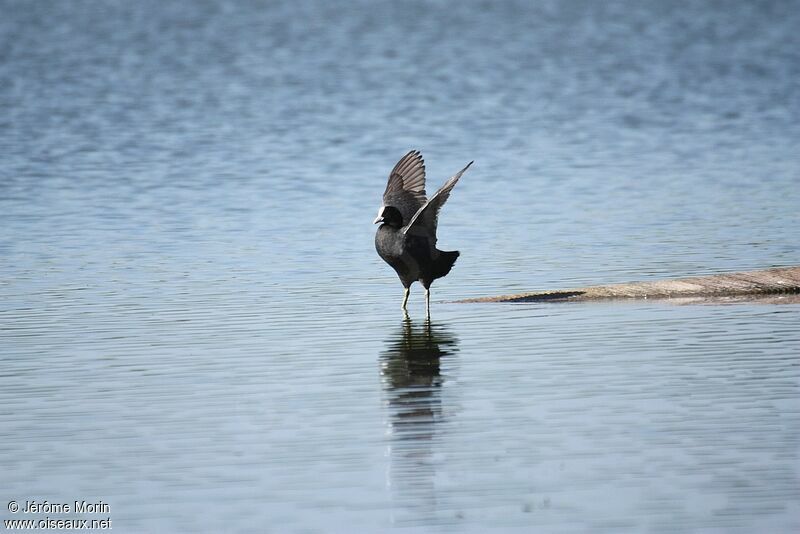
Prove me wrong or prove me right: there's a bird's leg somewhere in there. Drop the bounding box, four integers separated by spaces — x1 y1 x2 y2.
401 287 410 310
425 288 431 318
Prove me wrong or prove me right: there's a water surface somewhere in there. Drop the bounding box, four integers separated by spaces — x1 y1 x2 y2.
2 1 799 532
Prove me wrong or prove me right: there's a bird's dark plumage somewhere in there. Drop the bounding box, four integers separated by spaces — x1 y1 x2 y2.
374 151 472 315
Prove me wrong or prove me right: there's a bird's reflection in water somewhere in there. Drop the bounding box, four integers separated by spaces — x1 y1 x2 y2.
380 317 459 525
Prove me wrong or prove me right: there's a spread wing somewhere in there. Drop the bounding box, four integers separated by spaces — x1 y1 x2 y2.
382 150 427 225
403 160 473 245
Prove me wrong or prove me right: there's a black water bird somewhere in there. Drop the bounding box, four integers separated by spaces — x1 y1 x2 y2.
374 151 472 315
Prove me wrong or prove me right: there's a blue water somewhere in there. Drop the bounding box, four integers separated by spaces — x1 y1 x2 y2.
1 1 799 532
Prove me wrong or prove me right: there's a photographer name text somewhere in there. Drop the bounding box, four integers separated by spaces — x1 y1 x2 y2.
17 501 110 514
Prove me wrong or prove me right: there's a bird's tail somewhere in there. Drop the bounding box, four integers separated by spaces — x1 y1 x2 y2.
434 250 460 279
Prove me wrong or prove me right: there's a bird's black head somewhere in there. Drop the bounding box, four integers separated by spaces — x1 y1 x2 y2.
373 206 403 228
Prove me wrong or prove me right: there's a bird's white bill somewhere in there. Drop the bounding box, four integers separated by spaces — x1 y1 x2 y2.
373 206 385 224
